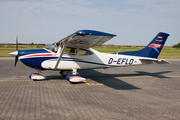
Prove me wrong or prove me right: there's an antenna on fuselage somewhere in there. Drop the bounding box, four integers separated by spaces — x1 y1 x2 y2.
116 48 122 55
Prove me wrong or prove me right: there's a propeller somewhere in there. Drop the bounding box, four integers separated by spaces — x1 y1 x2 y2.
14 36 19 67
9 36 19 67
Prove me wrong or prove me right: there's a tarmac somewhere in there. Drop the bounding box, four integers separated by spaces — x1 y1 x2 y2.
0 58 180 120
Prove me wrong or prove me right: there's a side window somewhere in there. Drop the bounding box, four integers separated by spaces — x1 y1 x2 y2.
79 49 93 55
64 48 77 55
78 49 86 55
63 48 93 55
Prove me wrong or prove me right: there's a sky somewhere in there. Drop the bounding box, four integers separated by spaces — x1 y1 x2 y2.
0 0 180 46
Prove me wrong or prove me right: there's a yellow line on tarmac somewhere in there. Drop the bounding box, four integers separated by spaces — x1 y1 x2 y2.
83 80 103 86
83 80 91 85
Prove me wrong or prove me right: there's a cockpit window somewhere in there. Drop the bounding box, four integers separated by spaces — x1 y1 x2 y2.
45 43 58 52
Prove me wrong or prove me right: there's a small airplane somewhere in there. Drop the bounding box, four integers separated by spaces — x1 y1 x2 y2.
9 30 170 83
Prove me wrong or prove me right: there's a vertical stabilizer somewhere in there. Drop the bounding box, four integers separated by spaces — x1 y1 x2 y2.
118 32 170 58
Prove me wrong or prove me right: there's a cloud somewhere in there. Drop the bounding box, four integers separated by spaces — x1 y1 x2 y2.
0 0 179 45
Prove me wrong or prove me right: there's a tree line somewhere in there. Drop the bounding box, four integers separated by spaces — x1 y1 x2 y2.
173 43 180 48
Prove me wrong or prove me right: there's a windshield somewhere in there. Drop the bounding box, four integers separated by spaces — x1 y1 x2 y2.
45 43 57 52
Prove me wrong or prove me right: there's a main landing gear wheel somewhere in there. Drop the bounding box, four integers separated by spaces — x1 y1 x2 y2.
59 70 72 77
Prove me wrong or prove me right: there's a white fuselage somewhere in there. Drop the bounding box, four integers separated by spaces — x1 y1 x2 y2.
41 48 156 70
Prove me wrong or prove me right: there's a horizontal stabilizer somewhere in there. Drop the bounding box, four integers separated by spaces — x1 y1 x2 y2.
140 59 169 64
154 59 169 64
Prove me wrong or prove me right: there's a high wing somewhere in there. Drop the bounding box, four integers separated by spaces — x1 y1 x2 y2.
57 30 116 48
54 30 116 69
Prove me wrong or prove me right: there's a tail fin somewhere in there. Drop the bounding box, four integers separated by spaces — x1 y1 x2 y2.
118 32 170 58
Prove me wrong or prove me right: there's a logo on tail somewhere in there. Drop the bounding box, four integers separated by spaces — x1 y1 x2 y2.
148 36 163 53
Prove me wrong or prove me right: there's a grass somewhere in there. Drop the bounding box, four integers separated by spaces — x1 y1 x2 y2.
0 45 180 58
158 49 180 58
0 45 46 57
92 46 180 58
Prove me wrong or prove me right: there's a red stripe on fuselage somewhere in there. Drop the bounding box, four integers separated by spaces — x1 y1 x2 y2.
20 54 56 59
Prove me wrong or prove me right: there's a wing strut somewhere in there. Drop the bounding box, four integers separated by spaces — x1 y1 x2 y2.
54 39 68 69
54 33 77 69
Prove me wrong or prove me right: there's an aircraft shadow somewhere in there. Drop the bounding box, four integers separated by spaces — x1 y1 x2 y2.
78 70 172 90
45 75 64 80
78 69 139 90
42 70 172 90
135 71 172 78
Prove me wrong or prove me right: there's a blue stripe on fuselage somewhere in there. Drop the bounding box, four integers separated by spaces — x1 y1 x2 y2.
18 49 50 57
